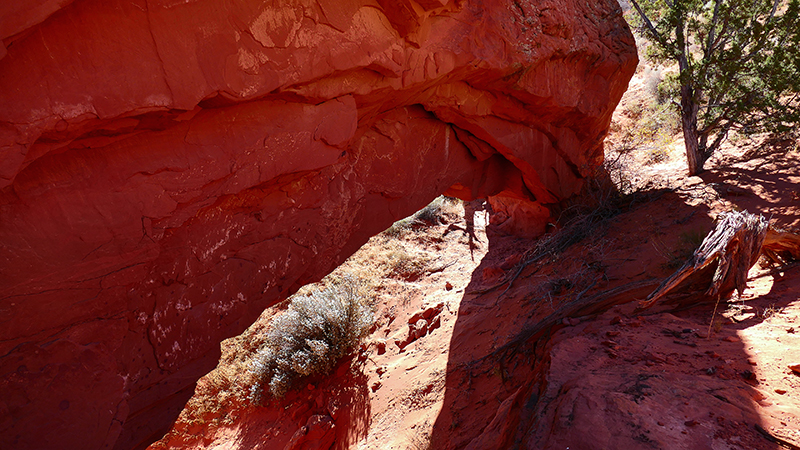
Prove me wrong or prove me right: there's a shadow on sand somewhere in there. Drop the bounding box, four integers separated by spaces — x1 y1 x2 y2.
429 156 795 449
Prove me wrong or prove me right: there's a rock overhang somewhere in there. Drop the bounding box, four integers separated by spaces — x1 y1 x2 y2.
0 0 637 449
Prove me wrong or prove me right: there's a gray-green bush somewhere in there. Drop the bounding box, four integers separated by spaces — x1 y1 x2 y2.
248 277 373 402
383 196 459 236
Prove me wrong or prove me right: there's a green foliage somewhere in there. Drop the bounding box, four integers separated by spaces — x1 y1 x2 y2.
248 277 373 402
628 0 800 174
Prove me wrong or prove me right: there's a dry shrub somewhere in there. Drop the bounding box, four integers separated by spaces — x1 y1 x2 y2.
381 248 430 281
248 276 373 402
384 196 461 237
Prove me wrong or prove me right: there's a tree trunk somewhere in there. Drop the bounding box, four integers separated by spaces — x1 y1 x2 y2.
679 65 704 175
681 99 703 175
638 210 800 311
676 22 705 176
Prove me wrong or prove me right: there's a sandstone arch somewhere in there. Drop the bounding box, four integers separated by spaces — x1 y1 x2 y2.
0 1 637 448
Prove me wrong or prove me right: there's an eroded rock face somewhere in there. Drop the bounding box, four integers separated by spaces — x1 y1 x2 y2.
0 0 636 448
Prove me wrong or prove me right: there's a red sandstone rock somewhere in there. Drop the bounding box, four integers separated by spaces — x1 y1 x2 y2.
0 0 636 449
0 0 74 44
285 415 336 450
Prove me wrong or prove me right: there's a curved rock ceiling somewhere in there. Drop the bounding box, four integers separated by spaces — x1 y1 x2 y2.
0 0 637 448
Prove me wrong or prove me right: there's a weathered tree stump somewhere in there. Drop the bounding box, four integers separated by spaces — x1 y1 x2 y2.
638 210 800 310
762 225 800 265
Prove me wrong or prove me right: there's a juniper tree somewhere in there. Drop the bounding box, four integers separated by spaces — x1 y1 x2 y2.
628 0 800 174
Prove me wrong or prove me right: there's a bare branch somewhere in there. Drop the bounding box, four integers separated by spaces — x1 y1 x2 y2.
767 0 781 24
709 17 732 55
705 0 722 57
704 123 731 157
628 0 670 49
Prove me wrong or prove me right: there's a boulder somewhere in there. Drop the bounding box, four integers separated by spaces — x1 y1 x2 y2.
0 0 637 449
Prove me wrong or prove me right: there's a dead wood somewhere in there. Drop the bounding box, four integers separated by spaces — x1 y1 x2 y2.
639 210 800 311
762 225 800 264
480 278 660 365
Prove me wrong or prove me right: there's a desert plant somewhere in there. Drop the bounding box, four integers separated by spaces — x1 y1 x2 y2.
608 96 679 170
664 228 708 268
414 196 456 225
405 428 432 450
628 0 800 175
248 277 373 402
381 248 430 281
383 196 460 236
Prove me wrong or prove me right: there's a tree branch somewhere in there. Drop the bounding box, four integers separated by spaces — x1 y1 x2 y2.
704 123 731 157
705 0 722 57
741 0 783 65
767 0 781 24
628 0 670 49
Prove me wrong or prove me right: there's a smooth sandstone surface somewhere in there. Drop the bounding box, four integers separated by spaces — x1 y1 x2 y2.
0 0 636 449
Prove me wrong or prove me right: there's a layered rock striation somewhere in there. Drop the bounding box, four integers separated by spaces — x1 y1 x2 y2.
0 0 636 449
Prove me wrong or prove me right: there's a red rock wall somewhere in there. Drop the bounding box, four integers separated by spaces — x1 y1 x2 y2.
0 0 636 449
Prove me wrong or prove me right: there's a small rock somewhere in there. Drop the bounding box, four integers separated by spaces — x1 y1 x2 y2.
376 366 386 376
568 317 581 326
775 389 787 395
628 317 644 328
787 327 796 334
411 319 428 340
429 315 441 331
747 359 757 366
327 399 339 419
409 303 444 324
316 394 324 409
740 370 758 385
789 363 800 375
285 415 336 450
371 381 382 392
705 367 716 375
757 398 773 407
610 316 622 325
445 281 453 291
606 330 620 337
375 340 387 355
684 420 698 427
723 336 739 343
